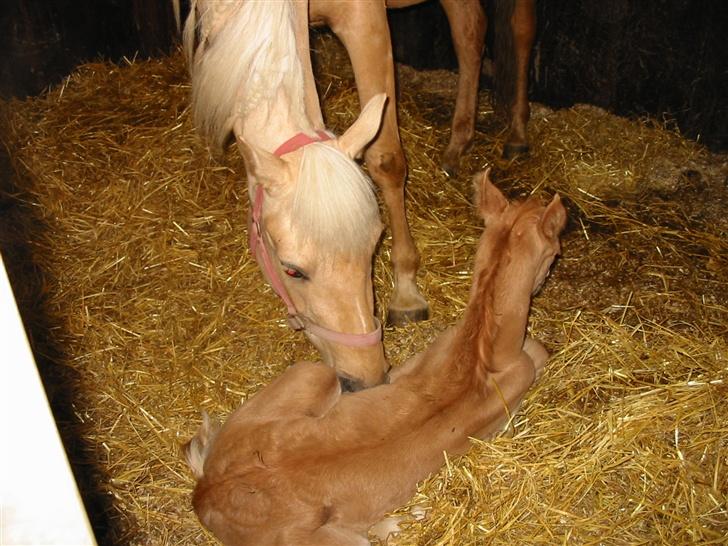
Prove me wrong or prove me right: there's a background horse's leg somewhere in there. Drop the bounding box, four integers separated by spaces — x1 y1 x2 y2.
439 0 486 176
501 0 536 159
322 1 429 326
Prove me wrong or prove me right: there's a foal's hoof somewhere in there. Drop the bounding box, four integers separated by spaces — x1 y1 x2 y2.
502 143 529 160
386 305 430 327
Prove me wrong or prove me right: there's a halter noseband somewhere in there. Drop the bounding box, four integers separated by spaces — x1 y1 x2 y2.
248 131 382 348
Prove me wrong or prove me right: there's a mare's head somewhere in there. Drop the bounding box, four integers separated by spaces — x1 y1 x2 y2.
472 169 566 299
236 96 388 389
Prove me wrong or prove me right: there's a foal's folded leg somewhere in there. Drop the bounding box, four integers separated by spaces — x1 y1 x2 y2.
522 335 549 381
476 351 542 439
370 505 428 543
284 524 369 546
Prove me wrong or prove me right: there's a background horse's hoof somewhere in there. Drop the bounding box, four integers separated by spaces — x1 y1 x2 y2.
442 163 457 178
441 156 459 178
441 146 467 177
386 305 430 327
502 142 530 159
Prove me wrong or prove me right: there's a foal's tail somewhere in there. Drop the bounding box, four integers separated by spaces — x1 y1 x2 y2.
493 0 517 116
183 0 305 149
184 411 220 479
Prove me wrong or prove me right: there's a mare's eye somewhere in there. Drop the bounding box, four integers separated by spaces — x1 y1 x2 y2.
283 266 305 279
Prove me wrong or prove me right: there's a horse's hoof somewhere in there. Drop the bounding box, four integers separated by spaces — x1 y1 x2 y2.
386 305 430 327
502 143 529 159
441 149 462 177
441 158 458 178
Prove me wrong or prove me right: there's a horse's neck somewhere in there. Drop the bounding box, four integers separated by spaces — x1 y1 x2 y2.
392 327 465 395
229 0 322 152
489 272 533 368
394 229 538 395
451 235 537 375
240 87 315 153
290 0 325 130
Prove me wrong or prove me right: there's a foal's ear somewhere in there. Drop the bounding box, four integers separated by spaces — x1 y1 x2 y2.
541 194 567 239
475 168 508 223
337 93 387 159
235 130 288 193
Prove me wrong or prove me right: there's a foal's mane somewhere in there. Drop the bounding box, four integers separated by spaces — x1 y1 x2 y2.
185 0 309 148
293 143 381 255
455 197 543 385
457 224 508 381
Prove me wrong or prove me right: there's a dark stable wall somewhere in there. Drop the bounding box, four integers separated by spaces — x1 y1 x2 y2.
387 0 728 152
2 0 726 151
0 0 178 99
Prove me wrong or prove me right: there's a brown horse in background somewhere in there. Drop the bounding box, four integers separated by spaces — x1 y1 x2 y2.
184 169 566 545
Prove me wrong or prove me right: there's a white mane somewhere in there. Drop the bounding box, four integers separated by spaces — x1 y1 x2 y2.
184 0 309 148
184 2 381 255
293 143 381 255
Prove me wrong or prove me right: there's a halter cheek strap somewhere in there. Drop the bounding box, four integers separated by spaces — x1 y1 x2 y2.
248 131 382 348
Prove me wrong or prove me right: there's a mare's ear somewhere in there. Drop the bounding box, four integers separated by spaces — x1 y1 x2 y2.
541 194 567 239
235 121 288 194
337 93 387 159
475 168 508 223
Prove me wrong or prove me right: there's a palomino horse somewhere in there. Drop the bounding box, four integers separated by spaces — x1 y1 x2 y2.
182 0 431 329
184 169 566 545
184 1 390 388
179 0 536 326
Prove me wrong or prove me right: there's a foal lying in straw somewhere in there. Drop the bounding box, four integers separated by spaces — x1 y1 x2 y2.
185 170 567 545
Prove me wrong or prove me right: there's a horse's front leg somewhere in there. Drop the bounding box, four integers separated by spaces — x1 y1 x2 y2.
439 0 486 175
320 0 429 326
292 0 326 129
503 0 536 159
522 335 548 381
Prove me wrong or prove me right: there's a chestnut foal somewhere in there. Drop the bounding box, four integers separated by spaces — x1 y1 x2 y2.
185 170 566 545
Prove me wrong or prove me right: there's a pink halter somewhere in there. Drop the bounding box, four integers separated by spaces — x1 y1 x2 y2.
248 131 382 348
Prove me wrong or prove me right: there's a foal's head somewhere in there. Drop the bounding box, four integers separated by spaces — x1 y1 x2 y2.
236 97 389 388
472 169 566 299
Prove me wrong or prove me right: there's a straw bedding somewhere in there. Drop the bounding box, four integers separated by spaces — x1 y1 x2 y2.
1 32 726 544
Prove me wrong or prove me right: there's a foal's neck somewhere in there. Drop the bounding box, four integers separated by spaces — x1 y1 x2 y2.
450 224 537 380
395 216 539 399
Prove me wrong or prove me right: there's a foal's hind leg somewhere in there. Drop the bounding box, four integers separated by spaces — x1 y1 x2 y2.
523 335 548 381
323 1 429 326
439 0 486 176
